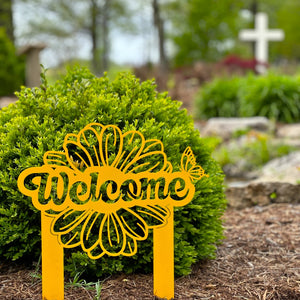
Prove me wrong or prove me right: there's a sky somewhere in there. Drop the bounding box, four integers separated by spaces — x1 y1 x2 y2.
35 29 160 68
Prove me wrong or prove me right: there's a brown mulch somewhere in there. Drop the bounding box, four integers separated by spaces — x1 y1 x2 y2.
1 203 299 300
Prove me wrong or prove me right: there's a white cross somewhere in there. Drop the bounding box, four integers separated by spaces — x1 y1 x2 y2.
239 12 284 73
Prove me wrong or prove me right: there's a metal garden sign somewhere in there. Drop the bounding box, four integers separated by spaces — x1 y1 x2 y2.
18 123 207 300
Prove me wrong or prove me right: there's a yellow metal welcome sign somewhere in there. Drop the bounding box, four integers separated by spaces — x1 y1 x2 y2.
18 122 207 300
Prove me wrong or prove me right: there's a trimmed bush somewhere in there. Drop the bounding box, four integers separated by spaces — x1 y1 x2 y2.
196 77 240 119
0 28 24 97
239 74 300 123
0 67 226 278
195 73 300 123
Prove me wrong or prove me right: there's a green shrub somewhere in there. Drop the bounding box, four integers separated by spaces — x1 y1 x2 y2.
0 67 226 278
240 73 300 123
195 73 300 123
0 28 25 97
196 77 240 119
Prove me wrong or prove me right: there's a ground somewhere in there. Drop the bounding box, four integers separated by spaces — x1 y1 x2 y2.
1 203 299 300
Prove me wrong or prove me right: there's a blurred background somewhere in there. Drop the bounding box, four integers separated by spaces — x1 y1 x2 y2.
1 0 300 112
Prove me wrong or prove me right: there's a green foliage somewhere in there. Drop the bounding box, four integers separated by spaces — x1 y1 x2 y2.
66 272 103 300
272 0 300 60
0 28 24 97
239 74 300 123
169 0 300 65
196 77 241 119
0 0 14 42
170 0 245 65
196 73 300 123
0 67 226 278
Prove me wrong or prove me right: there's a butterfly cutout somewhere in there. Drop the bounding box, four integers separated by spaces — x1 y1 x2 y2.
181 147 208 182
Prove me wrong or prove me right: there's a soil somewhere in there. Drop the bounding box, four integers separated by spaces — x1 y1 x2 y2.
1 203 299 300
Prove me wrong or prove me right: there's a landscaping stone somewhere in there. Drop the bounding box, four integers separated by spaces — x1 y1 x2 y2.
223 162 259 179
226 181 300 209
201 117 272 140
199 117 300 209
226 151 300 208
277 123 300 138
254 151 300 184
273 137 300 147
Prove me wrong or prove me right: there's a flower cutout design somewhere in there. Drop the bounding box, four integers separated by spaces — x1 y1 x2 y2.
45 123 170 174
43 123 172 258
17 122 207 259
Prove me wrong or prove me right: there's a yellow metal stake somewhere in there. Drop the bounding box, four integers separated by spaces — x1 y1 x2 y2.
41 213 64 300
153 207 174 300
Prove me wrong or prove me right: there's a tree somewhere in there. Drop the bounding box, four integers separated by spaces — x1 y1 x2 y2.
0 0 14 42
20 0 131 74
0 1 24 95
152 0 168 72
0 28 24 96
169 0 244 66
273 0 300 60
90 0 110 73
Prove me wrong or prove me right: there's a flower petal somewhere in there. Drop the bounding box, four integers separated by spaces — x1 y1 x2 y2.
99 212 126 255
49 208 90 248
52 208 90 234
116 131 145 172
43 151 68 166
117 208 148 240
78 125 103 167
87 244 105 259
131 205 170 228
124 139 167 173
99 125 123 167
64 134 93 171
122 234 138 256
81 211 105 252
57 225 81 248
165 161 173 173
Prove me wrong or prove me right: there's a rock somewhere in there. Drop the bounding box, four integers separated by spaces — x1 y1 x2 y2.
274 124 300 147
255 151 300 184
226 181 300 209
277 123 300 139
227 151 300 208
223 162 259 179
226 185 253 209
273 137 300 147
201 117 272 140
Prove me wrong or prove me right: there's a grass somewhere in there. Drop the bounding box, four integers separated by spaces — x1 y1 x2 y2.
66 272 103 300
29 257 104 300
